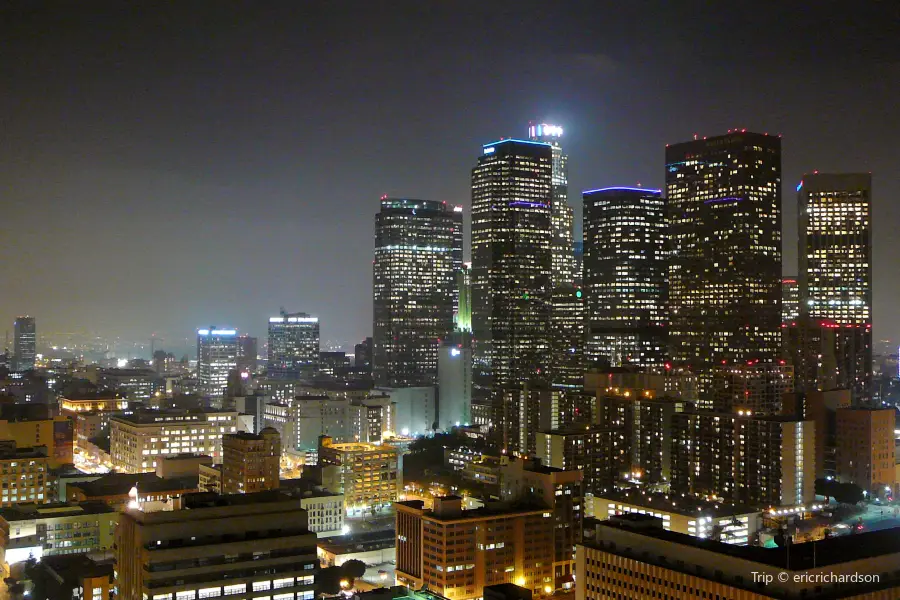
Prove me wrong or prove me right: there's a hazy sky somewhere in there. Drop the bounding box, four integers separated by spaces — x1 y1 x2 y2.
2 2 899 355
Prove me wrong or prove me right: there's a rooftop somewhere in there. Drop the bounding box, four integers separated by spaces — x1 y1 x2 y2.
593 515 900 570
318 529 396 555
396 498 548 521
40 554 114 584
110 408 237 425
69 472 199 497
595 489 759 519
0 501 115 522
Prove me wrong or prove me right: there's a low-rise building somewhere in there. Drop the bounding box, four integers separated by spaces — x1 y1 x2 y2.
0 415 75 467
109 409 240 473
279 478 345 537
66 472 198 512
318 436 400 514
589 489 762 545
32 554 114 600
0 442 53 506
577 513 900 599
395 496 556 600
318 530 395 567
222 428 281 494
115 491 318 600
0 501 117 564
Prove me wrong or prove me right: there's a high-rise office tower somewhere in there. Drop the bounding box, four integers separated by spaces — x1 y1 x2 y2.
236 334 257 376
13 316 36 371
529 122 576 287
373 198 463 387
472 139 553 390
550 284 584 385
197 327 239 396
573 241 584 286
267 312 319 379
666 131 782 374
782 277 800 323
583 187 667 368
798 173 873 400
454 263 472 333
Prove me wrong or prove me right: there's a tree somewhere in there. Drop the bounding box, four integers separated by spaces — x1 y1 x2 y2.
316 566 344 596
343 559 367 580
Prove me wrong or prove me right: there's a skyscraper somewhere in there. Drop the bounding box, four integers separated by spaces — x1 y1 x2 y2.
13 316 36 371
236 334 258 376
529 122 576 287
782 277 800 323
373 197 462 387
798 173 873 400
666 131 782 375
197 327 239 396
549 284 584 385
267 312 320 379
471 138 553 390
583 187 667 367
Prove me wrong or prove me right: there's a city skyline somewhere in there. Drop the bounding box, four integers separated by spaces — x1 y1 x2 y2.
3 3 899 353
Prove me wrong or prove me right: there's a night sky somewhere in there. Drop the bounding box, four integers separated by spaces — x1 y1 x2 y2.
3 2 899 356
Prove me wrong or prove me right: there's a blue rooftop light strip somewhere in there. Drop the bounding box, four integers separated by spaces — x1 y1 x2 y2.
703 197 742 204
796 181 803 192
509 201 549 208
583 186 663 195
483 138 552 149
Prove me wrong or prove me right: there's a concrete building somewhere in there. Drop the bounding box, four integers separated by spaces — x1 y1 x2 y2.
97 368 163 400
115 491 317 600
221 428 281 494
535 427 625 497
317 530 395 568
263 396 351 452
268 312 320 379
577 513 900 599
0 415 74 467
279 478 345 537
438 341 472 430
318 436 400 515
782 389 851 478
836 406 895 493
590 490 761 545
0 501 117 564
196 327 240 397
395 496 556 600
671 413 816 508
32 554 113 600
596 390 692 484
66 472 199 512
498 458 583 591
377 387 436 437
109 409 239 473
0 442 53 506
706 363 794 414
13 316 36 372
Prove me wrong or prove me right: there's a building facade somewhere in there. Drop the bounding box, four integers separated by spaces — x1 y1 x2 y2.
318 436 400 514
109 410 239 473
373 197 463 387
666 132 782 375
798 173 873 399
471 139 553 391
836 407 895 493
221 428 281 494
582 187 667 367
549 285 584 386
671 412 815 507
396 496 556 600
197 328 239 397
528 122 575 287
268 313 320 379
0 442 52 507
0 501 117 564
115 491 317 600
578 514 900 600
13 316 36 372
782 277 799 323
